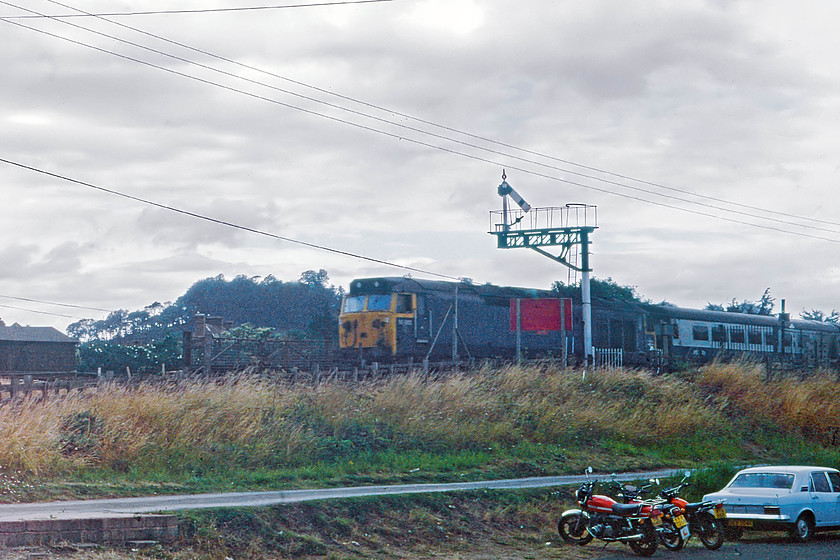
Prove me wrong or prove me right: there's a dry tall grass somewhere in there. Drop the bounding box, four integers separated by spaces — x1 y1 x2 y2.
0 362 836 479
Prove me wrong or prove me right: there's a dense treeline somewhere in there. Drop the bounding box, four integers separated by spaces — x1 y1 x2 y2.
68 270 342 344
69 270 343 374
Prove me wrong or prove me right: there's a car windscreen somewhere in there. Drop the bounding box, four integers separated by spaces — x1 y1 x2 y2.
729 472 795 490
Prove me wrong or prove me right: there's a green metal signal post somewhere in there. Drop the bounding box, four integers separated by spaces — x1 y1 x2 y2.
490 172 598 362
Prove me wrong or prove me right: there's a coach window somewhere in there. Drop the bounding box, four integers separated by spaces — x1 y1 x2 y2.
711 325 727 343
730 328 745 344
395 294 413 313
764 332 776 348
748 329 762 345
692 325 709 341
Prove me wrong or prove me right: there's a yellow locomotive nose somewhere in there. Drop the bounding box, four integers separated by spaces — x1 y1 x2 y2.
338 291 402 361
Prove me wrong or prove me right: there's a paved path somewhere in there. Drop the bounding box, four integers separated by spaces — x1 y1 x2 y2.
0 469 677 521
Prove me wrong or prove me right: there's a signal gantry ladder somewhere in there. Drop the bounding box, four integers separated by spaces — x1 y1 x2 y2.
489 172 598 363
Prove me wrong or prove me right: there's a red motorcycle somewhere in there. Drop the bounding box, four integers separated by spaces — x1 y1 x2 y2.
657 471 726 550
606 477 689 551
559 468 662 557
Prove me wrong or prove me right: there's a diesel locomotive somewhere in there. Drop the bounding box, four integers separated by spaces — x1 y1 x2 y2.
338 277 570 362
339 277 840 368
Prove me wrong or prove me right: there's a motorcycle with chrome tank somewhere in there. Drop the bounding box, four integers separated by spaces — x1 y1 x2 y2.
559 468 662 557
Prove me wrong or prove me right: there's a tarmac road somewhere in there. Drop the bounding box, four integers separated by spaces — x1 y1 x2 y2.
591 533 840 560
4 469 840 559
0 469 677 521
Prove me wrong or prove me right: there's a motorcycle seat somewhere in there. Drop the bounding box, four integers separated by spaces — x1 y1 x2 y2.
684 502 708 513
611 502 643 516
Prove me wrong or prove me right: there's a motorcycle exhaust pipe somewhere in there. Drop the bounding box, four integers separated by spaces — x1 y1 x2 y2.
599 533 645 542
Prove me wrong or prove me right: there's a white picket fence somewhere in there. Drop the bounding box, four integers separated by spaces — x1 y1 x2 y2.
594 348 623 369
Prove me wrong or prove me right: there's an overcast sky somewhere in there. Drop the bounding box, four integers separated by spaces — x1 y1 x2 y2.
2 0 839 331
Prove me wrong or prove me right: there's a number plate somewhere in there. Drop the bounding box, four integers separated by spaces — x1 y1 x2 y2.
730 519 753 527
674 514 687 528
714 506 727 519
651 514 662 526
679 524 691 540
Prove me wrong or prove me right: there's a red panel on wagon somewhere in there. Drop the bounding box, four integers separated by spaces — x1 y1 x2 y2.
510 298 572 331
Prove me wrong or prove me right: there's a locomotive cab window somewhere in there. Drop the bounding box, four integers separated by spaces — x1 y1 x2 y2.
367 295 392 311
343 296 365 313
395 294 413 313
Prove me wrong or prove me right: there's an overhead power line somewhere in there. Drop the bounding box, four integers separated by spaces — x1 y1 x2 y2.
2 1 839 244
2 0 395 18
0 157 463 281
0 294 110 313
6 0 840 241
0 303 82 320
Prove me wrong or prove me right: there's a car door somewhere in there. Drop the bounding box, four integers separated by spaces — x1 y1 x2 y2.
809 471 840 526
825 471 840 525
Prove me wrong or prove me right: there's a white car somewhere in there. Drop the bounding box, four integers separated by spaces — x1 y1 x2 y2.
703 465 840 542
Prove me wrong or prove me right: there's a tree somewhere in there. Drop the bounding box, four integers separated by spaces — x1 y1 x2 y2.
66 270 343 344
552 277 647 303
801 309 840 323
299 269 329 288
77 333 182 375
705 288 774 315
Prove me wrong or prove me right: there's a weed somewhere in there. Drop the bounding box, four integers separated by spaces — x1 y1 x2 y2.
0 363 837 502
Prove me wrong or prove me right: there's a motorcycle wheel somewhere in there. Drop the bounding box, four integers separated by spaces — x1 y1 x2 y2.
698 512 725 550
628 520 658 557
558 513 593 545
657 517 684 551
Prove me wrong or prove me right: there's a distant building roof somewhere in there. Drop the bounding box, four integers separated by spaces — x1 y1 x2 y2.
0 324 77 344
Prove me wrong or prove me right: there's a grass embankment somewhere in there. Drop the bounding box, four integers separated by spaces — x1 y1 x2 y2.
1 362 839 558
1 362 839 501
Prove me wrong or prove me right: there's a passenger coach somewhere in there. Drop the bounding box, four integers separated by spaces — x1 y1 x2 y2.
646 306 839 367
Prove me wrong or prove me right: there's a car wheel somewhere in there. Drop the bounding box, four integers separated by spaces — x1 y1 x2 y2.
791 514 815 543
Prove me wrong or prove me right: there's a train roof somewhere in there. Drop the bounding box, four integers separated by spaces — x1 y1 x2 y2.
647 304 839 332
347 277 558 299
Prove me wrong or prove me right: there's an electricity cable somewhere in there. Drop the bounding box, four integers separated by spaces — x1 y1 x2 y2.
2 3 839 243
1 11 839 243
2 0 395 18
11 0 840 237
0 157 464 280
34 0 837 231
0 303 82 320
0 294 110 313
